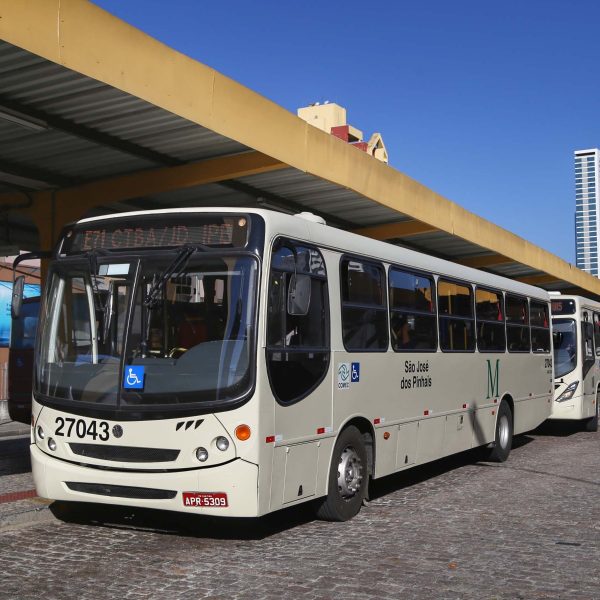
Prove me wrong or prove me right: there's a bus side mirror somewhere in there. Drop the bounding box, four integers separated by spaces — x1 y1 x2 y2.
10 251 51 320
287 274 311 316
11 275 25 319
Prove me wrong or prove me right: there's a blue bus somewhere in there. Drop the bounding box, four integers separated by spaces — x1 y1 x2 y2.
8 295 40 424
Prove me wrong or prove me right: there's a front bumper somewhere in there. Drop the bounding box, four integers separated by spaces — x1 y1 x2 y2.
548 393 586 420
31 445 259 517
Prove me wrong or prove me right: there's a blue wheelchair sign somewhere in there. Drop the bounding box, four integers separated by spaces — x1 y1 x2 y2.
123 366 145 390
351 362 360 383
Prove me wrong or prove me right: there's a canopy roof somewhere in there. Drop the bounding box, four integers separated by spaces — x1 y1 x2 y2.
0 0 596 298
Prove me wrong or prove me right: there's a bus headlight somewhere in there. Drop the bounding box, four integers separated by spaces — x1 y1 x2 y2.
47 437 57 451
195 447 209 462
215 436 229 452
556 381 579 402
36 426 45 440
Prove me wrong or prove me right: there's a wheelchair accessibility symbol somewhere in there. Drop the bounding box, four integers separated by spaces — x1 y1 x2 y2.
123 366 145 390
337 362 360 390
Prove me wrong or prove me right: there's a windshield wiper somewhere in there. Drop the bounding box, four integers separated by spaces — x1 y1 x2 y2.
87 250 108 315
138 246 198 358
143 246 197 308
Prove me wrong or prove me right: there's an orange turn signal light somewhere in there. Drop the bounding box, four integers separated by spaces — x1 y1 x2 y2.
235 424 251 441
383 431 390 440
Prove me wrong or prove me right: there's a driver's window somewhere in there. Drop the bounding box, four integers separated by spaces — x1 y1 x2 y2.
266 239 329 404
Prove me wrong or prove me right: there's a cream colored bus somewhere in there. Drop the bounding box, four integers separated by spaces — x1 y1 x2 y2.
550 294 600 431
23 208 553 521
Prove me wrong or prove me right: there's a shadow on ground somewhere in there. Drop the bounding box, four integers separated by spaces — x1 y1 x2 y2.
50 437 535 540
0 437 31 477
532 419 586 437
369 435 533 501
50 498 317 541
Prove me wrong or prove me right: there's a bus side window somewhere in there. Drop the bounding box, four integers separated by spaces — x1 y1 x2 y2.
266 240 330 404
581 319 595 379
340 257 388 352
506 294 530 353
388 267 437 352
530 301 551 353
582 321 595 362
594 312 600 356
475 287 505 352
438 279 475 352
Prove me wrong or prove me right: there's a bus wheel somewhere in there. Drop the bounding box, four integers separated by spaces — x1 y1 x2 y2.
315 425 367 522
584 395 599 432
484 401 513 462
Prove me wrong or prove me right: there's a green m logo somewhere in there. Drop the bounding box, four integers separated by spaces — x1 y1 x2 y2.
486 359 500 399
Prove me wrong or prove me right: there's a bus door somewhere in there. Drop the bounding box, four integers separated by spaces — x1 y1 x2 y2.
581 314 595 413
266 241 331 505
594 312 600 401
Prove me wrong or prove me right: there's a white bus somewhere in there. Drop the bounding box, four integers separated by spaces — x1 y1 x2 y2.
550 294 599 431
23 208 553 521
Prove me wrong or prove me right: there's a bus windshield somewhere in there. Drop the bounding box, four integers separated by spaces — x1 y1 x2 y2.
35 252 258 413
552 318 577 378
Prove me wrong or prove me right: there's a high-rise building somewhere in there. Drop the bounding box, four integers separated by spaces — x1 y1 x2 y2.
575 148 600 277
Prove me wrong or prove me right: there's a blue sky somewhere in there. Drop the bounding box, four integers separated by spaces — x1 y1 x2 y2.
94 0 600 264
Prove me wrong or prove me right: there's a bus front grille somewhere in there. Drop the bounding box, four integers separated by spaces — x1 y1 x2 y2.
69 443 180 463
65 482 177 500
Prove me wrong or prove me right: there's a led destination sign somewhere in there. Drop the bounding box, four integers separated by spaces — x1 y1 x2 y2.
551 299 576 316
63 216 249 254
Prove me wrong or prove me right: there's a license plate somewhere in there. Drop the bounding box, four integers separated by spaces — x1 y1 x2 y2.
182 492 228 507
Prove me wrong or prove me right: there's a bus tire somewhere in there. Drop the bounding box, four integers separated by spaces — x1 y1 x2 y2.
584 395 599 432
315 425 367 522
484 400 513 462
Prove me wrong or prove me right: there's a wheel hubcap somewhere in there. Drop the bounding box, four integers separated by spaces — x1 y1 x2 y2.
498 415 510 448
337 446 363 499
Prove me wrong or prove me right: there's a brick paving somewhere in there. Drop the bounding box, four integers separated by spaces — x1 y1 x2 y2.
0 421 598 600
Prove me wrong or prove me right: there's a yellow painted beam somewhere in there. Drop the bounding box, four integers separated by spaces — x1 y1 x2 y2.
56 150 285 222
1 0 599 296
353 220 437 240
0 151 286 231
560 287 600 299
457 255 515 268
516 274 562 285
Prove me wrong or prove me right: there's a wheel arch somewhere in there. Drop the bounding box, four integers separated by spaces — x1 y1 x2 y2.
336 416 375 478
501 393 514 424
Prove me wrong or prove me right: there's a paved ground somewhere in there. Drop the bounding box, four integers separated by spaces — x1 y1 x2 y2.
0 420 598 600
